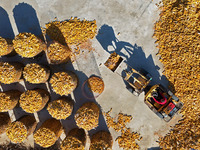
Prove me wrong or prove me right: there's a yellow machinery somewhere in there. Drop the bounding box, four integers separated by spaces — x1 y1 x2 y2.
144 84 183 122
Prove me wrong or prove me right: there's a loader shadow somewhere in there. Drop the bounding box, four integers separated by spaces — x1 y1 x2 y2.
0 7 15 39
13 3 43 40
96 24 170 89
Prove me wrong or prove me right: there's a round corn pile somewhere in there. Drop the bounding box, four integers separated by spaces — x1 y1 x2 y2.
90 131 113 150
47 41 71 64
61 128 86 150
19 89 49 113
75 102 99 131
154 0 200 149
0 62 23 84
116 128 142 150
0 113 11 134
45 17 97 46
23 63 50 84
13 32 46 58
6 115 37 143
88 76 104 94
50 71 78 96
33 118 63 148
0 37 14 56
47 97 73 120
0 90 21 112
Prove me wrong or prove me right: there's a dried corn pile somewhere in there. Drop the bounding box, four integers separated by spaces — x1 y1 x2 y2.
50 72 78 96
90 131 113 150
13 32 46 58
19 89 49 113
88 76 104 94
75 102 99 131
0 90 21 112
0 62 23 84
47 97 73 120
6 115 37 143
61 128 86 150
0 113 11 134
116 128 142 150
45 17 97 46
47 41 71 64
153 0 200 149
33 118 63 148
104 52 121 71
0 37 13 56
23 63 50 84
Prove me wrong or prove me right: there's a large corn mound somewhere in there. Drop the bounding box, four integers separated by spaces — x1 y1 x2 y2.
153 0 200 149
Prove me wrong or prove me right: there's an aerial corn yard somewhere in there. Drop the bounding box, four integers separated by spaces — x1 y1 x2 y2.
0 0 199 150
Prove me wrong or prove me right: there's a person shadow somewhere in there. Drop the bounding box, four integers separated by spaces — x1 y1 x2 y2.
96 24 171 92
13 3 44 40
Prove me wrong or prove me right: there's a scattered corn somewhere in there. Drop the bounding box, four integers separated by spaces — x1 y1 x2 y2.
116 128 142 150
47 97 73 120
13 32 46 58
154 0 200 149
75 102 99 131
88 76 104 94
50 72 78 96
23 63 50 84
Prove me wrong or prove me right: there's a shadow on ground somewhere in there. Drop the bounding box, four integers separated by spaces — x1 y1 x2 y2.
96 24 170 90
0 7 15 39
13 2 43 39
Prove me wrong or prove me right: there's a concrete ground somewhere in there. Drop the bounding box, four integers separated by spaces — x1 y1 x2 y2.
0 0 182 149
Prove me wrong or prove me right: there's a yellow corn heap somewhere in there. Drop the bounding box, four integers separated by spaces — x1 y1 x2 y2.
75 102 99 131
19 89 49 113
0 62 23 84
0 90 21 112
6 115 37 143
88 76 104 94
61 128 86 150
153 0 200 149
47 97 73 120
33 118 63 148
90 131 113 150
104 52 121 71
104 108 133 132
0 37 13 56
45 17 97 46
0 113 11 134
23 63 50 84
116 128 142 150
47 41 71 64
13 32 46 58
50 71 78 96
